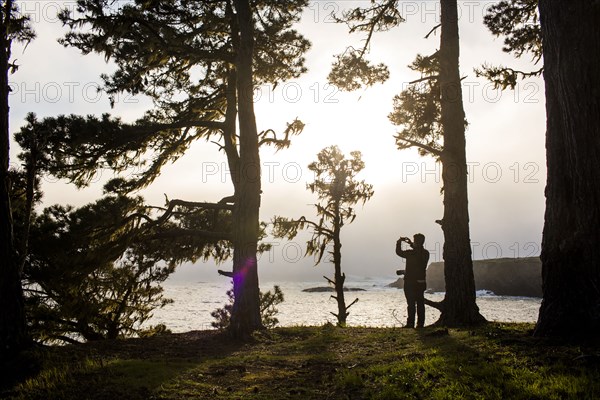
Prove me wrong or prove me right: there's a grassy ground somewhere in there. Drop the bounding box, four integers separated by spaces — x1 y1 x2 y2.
3 323 600 399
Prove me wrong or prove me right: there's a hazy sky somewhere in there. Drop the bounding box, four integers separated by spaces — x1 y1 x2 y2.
8 1 546 284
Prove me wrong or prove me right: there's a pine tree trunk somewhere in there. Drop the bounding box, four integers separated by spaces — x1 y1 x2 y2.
229 0 263 339
436 0 485 326
0 0 28 358
333 208 347 325
534 1 600 338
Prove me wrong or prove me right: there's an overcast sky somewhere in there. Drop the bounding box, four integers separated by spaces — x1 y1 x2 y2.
8 1 546 284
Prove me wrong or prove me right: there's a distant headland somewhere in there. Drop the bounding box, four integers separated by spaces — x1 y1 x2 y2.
388 257 542 297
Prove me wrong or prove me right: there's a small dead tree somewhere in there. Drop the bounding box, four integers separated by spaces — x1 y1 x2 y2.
273 146 373 326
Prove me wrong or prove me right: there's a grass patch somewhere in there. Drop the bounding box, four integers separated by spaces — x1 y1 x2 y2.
4 323 600 399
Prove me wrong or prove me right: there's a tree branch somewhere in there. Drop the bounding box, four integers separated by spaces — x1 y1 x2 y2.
139 119 226 134
396 136 443 157
409 75 439 85
358 1 398 58
425 24 442 39
424 297 444 311
149 228 232 241
258 137 290 148
346 297 359 311
218 195 236 204
258 119 304 150
323 275 336 286
145 199 233 227
52 335 83 345
168 199 234 211
218 269 234 278
298 217 334 237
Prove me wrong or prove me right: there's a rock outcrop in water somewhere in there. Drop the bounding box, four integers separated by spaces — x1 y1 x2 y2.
302 287 366 293
388 257 542 297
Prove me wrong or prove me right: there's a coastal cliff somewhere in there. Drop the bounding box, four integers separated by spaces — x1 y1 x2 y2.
389 257 542 297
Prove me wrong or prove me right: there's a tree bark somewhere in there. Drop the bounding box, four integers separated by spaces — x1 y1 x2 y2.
332 204 347 325
534 1 600 338
436 0 485 326
229 0 263 339
0 0 28 358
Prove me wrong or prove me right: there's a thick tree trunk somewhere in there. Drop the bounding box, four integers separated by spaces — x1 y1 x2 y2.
229 0 263 339
0 0 28 358
534 1 600 338
436 0 485 326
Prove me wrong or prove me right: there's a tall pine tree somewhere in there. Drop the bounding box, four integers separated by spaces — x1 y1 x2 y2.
37 0 311 338
480 0 600 338
534 0 600 338
0 0 35 359
330 0 485 326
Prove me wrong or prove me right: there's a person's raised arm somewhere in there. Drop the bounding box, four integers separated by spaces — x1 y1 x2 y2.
396 237 411 257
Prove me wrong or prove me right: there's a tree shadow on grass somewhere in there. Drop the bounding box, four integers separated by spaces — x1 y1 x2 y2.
172 324 358 399
215 324 345 399
414 324 600 400
2 330 246 400
12 324 597 400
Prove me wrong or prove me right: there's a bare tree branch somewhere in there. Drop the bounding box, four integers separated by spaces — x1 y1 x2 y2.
425 24 442 39
323 275 336 286
346 297 359 310
395 136 443 157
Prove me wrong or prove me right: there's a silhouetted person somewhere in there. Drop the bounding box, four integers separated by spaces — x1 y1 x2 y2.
396 233 429 328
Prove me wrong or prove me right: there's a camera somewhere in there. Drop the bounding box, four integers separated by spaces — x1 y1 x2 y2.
396 269 405 276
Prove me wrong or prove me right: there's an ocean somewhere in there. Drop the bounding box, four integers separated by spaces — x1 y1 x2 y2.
149 280 542 331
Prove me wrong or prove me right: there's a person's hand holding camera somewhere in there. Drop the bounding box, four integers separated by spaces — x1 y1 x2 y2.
398 236 412 245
